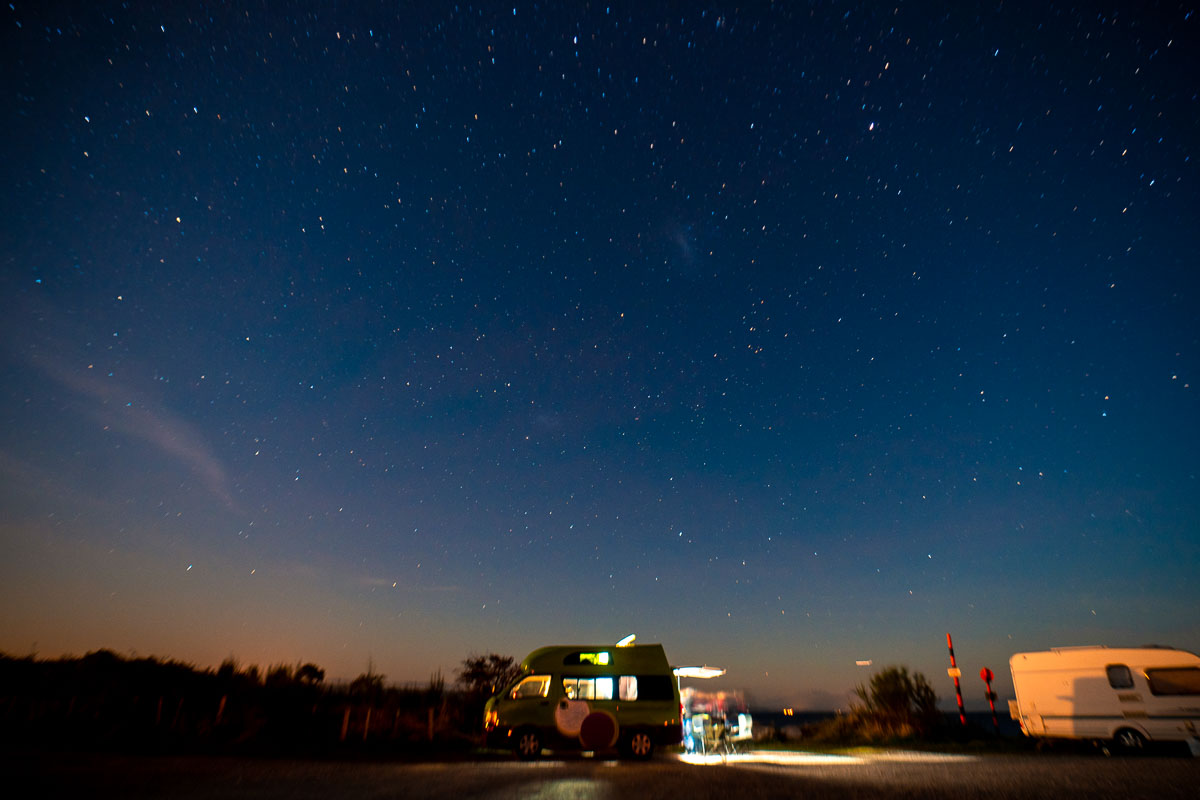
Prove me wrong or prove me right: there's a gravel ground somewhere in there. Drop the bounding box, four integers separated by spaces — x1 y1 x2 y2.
10 750 1198 799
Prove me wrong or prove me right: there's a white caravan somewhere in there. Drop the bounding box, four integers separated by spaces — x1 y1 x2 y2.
1009 646 1200 751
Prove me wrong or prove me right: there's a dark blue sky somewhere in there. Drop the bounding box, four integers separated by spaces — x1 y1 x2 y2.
2 1 1197 708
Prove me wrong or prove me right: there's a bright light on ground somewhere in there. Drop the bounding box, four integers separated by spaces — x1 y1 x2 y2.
676 750 978 767
679 752 863 766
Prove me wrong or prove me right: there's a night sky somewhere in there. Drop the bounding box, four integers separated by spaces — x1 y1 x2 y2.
3 2 1198 710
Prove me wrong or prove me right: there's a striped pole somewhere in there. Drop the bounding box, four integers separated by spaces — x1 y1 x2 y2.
946 633 966 727
981 668 998 730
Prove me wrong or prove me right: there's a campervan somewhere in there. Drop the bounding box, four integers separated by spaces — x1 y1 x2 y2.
483 643 683 759
1009 646 1200 751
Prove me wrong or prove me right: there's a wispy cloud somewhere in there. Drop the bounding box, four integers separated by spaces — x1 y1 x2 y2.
30 355 237 510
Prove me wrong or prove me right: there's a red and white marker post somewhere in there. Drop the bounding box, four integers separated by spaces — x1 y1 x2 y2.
980 667 998 730
946 633 966 727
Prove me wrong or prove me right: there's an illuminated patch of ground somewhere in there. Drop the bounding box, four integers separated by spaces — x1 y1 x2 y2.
676 750 978 767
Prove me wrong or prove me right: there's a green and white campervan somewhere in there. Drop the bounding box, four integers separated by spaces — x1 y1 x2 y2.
483 643 683 759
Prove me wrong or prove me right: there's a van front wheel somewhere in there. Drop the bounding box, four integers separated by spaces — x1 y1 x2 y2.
622 731 654 760
515 728 542 760
1113 728 1146 754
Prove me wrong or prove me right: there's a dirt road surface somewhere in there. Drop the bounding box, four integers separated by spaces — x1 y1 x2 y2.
12 749 1198 799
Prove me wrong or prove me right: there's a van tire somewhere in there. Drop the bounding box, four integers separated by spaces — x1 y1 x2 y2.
1113 728 1146 753
515 728 542 759
621 730 655 760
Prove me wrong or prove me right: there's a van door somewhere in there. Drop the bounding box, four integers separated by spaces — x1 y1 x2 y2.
557 675 620 749
500 673 555 733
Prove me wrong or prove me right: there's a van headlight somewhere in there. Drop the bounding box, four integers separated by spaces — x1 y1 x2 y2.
484 710 499 731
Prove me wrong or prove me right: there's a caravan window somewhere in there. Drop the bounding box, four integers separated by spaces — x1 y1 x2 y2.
1146 667 1200 696
1105 664 1134 689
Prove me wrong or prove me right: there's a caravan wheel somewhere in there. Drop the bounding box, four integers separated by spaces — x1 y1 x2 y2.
1113 728 1146 753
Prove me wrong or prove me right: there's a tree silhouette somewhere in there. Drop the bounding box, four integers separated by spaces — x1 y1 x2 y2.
349 670 386 703
265 664 294 687
296 663 325 685
216 658 238 683
457 653 521 698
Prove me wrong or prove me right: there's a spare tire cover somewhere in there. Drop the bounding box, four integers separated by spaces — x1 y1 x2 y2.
579 710 619 749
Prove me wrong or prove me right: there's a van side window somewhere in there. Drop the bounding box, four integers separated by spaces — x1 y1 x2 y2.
510 674 550 700
1105 664 1134 689
619 676 638 701
636 674 675 701
563 677 614 700
1146 667 1200 696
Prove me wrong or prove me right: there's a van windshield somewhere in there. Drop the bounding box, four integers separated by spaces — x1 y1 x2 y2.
509 674 551 699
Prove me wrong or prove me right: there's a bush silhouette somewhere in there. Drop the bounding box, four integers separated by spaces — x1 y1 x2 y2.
0 649 484 755
851 665 940 739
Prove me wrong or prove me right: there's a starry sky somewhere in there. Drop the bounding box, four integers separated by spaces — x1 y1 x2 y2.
2 1 1198 710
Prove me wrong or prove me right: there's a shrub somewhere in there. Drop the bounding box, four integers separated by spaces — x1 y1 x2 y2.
851 665 940 739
